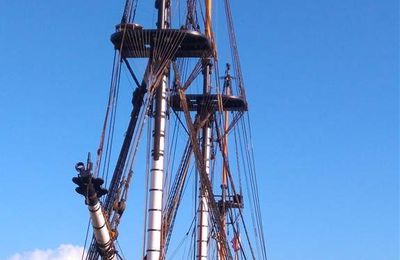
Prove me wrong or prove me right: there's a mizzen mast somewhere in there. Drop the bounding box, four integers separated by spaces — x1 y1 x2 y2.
197 1 212 258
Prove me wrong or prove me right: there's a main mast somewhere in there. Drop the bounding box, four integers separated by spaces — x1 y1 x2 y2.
146 0 170 259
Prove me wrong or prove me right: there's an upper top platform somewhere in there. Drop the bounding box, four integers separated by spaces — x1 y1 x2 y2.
111 23 213 58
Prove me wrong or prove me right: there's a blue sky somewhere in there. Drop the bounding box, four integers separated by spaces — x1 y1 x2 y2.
0 0 398 259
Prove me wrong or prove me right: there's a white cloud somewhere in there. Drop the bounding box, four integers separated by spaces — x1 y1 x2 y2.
7 244 86 260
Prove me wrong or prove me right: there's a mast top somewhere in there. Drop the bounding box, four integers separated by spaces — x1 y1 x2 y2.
110 26 213 58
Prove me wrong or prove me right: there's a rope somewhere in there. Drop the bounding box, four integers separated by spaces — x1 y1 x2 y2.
94 52 121 178
162 141 193 255
81 218 91 260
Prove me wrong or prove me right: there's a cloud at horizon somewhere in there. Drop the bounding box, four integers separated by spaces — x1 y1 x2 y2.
7 244 85 260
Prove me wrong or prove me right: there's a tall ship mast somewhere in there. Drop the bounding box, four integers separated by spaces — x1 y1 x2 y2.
73 0 267 259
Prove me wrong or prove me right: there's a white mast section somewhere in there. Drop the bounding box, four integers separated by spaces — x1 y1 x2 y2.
88 201 117 260
197 124 212 259
146 79 167 260
146 1 169 259
197 0 213 257
197 59 212 259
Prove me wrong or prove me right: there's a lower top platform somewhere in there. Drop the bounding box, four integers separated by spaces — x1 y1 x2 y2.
111 23 213 58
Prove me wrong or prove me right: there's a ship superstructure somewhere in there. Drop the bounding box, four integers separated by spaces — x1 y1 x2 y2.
73 1 267 259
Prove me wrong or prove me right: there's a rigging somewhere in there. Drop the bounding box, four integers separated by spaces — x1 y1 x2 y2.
72 0 268 259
